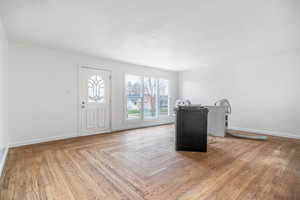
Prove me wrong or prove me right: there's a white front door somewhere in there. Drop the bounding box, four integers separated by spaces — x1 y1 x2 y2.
79 67 111 135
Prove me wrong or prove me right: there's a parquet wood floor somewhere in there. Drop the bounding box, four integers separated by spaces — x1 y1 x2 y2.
0 125 299 200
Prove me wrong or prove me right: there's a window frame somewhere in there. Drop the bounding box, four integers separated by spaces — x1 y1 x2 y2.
124 73 171 122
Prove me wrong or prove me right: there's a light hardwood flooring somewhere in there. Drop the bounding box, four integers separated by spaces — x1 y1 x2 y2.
0 125 299 200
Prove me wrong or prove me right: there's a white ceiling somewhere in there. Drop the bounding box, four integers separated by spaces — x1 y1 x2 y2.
0 0 300 71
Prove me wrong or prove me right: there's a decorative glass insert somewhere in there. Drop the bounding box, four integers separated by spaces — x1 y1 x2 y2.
88 75 104 103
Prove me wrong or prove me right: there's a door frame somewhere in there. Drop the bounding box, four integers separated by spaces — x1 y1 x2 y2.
78 65 112 136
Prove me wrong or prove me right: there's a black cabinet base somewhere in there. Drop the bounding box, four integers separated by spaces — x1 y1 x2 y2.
176 148 207 152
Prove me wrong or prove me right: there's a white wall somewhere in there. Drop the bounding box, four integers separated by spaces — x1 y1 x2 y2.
179 50 300 138
0 17 8 163
8 41 178 146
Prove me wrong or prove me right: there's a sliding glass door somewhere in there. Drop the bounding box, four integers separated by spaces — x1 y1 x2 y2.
125 74 170 121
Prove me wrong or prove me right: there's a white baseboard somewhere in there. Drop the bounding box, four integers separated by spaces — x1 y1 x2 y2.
228 126 300 140
9 122 175 148
112 121 174 132
9 133 78 148
0 146 9 177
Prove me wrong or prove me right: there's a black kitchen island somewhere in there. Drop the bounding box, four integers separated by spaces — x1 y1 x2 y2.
175 106 208 152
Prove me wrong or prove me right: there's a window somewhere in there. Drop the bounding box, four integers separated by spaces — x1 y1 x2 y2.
125 74 143 120
158 79 169 116
144 77 157 119
125 74 170 120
